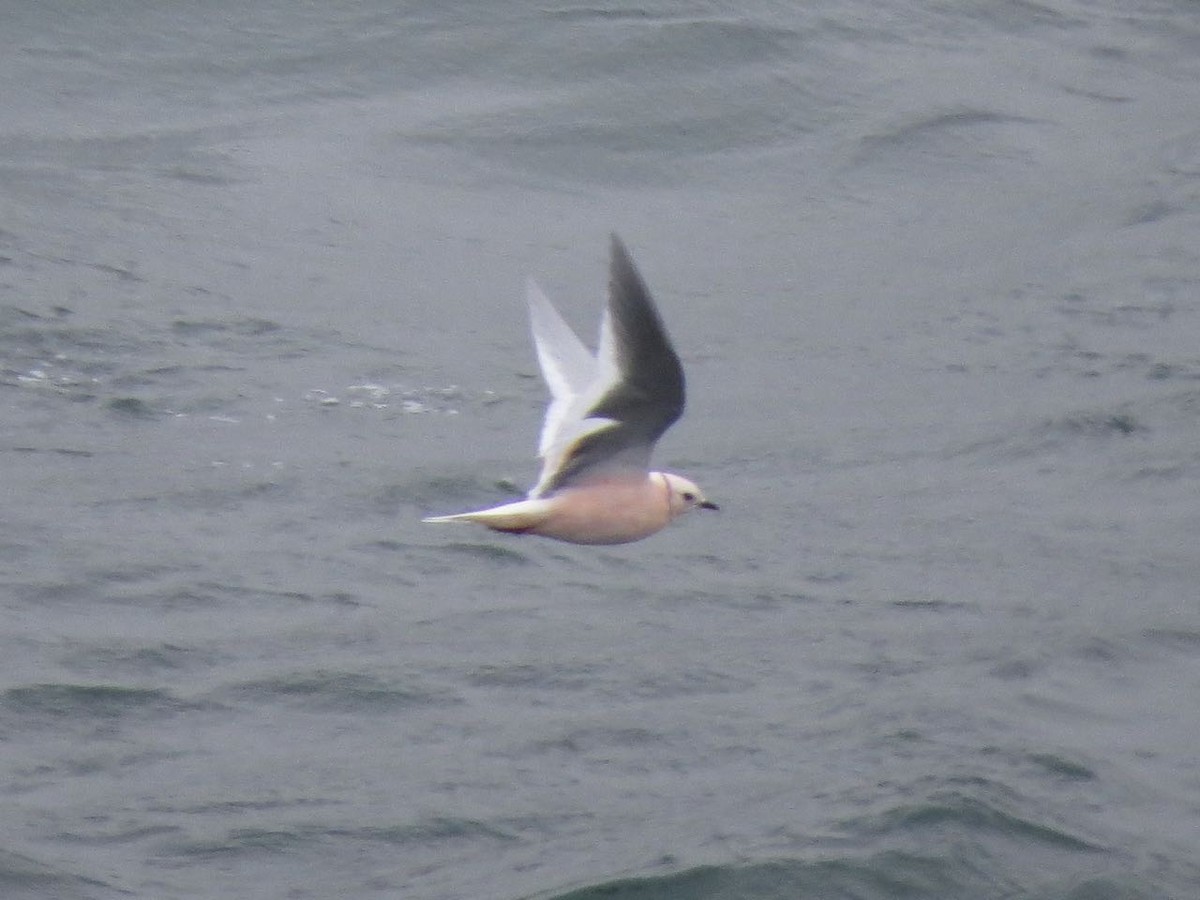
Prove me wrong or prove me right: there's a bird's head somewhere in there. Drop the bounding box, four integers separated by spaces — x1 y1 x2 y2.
659 472 719 519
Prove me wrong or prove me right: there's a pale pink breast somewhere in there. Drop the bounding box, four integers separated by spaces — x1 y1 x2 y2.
532 477 672 545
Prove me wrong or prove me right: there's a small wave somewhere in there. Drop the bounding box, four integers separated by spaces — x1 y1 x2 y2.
1025 752 1097 782
467 661 599 691
164 827 321 860
852 791 1101 852
0 848 123 900
1142 627 1200 655
848 108 1047 182
947 404 1148 463
1034 410 1145 441
628 668 753 700
533 852 1169 900
325 815 520 846
1 683 196 724
163 814 517 863
531 785 1173 900
220 669 462 712
537 855 978 900
106 396 157 419
59 641 217 678
170 317 281 338
436 541 536 566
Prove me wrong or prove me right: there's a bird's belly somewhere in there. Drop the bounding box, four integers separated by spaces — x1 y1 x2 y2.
530 481 670 545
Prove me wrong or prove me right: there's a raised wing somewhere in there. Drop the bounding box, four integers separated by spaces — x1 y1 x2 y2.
526 278 598 458
528 235 685 498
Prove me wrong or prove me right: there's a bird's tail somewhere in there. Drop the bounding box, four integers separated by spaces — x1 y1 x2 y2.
422 498 553 534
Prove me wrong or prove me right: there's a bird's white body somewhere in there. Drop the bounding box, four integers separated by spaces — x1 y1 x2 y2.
423 471 711 545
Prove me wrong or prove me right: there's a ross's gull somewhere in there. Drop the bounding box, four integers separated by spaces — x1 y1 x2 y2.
423 234 716 544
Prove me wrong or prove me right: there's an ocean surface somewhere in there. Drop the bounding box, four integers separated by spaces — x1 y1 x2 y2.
3 2 1199 898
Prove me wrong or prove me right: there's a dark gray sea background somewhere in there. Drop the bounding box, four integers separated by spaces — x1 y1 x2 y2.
3 2 1199 898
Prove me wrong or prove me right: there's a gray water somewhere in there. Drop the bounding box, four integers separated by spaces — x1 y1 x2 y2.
3 2 1199 898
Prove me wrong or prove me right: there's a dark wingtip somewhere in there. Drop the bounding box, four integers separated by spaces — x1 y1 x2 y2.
610 233 631 269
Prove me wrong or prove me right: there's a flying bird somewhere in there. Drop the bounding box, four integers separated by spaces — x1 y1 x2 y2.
423 234 716 544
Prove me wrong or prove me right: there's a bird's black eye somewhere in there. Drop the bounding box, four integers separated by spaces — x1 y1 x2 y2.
682 492 695 502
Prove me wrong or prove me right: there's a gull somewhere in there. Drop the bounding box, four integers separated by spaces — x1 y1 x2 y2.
422 234 716 544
